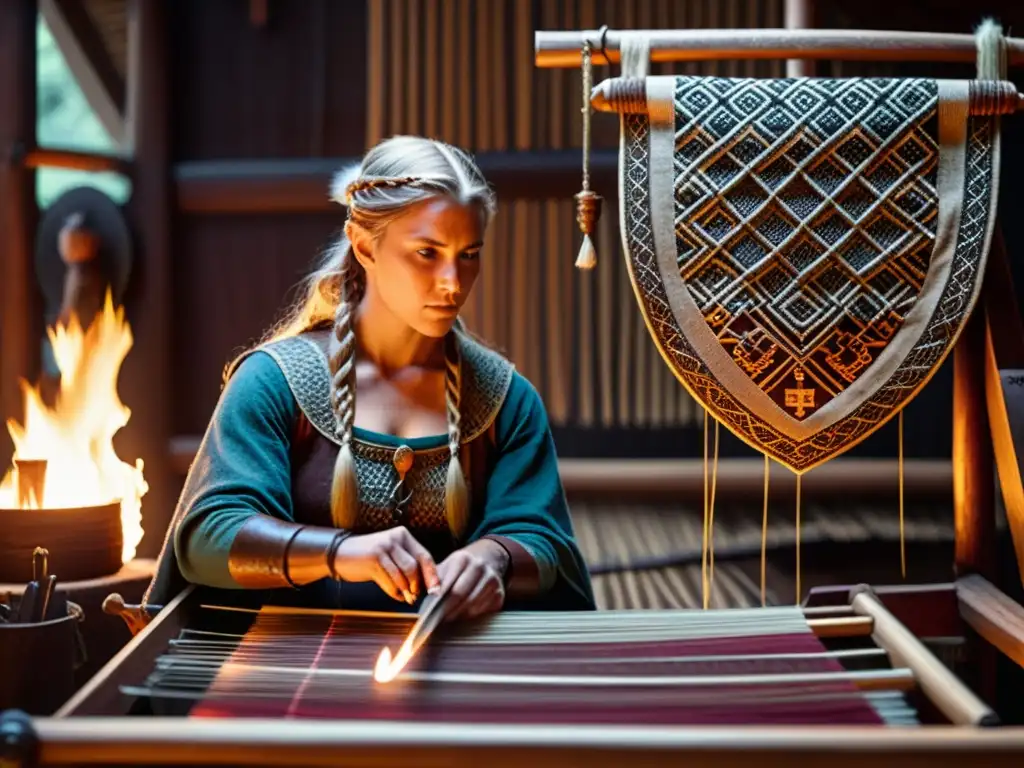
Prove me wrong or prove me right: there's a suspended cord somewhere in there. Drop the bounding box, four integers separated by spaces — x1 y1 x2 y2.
899 410 905 579
795 473 802 606
702 409 710 609
709 418 720 596
762 453 770 607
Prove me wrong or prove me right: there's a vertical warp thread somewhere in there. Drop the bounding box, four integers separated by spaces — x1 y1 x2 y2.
795 473 802 605
762 453 770 606
899 410 905 579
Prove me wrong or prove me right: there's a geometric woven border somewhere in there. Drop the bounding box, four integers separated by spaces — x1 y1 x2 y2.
621 107 997 472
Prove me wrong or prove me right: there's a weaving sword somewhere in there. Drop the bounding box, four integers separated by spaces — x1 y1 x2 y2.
373 579 457 682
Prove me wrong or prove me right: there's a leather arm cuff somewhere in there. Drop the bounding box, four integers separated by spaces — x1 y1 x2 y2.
228 515 343 589
483 534 545 599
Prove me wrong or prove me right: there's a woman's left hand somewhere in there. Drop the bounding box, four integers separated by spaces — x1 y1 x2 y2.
436 539 509 621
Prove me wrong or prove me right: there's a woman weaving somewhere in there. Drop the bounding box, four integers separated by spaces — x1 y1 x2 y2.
146 136 595 620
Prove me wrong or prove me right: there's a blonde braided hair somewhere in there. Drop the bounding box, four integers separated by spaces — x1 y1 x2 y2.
325 245 364 528
257 136 496 537
343 176 419 205
443 333 469 536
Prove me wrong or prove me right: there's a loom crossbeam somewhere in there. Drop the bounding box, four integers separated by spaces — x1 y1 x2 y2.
534 28 1024 68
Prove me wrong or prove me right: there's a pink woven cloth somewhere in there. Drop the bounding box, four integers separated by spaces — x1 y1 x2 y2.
188 614 886 725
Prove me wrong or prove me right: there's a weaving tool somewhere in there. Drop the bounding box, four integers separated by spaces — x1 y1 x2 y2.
373 577 456 682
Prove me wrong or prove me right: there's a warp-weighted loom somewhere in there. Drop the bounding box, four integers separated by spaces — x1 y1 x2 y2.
5 21 1024 768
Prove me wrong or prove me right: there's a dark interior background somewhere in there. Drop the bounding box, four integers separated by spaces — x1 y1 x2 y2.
1 0 1021 557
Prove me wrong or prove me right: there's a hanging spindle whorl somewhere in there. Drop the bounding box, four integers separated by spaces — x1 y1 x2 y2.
574 36 602 270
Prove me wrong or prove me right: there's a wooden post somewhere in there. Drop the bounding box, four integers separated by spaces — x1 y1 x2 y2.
122 0 173 558
0 0 40 469
953 309 996 581
953 304 998 704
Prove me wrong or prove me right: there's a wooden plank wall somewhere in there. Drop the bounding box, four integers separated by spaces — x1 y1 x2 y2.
365 0 786 444
0 0 40 471
167 0 787 454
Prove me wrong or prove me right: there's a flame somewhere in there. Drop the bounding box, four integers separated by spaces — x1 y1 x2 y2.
373 648 396 683
373 640 417 684
0 292 148 562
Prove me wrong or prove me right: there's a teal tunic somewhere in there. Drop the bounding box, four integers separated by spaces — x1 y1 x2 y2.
150 343 596 614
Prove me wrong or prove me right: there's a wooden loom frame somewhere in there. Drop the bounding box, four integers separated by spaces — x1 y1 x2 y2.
3 576 1023 766
6 20 1024 768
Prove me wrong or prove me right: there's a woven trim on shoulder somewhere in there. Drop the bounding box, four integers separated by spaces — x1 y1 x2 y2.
230 334 338 445
230 328 515 447
454 328 516 442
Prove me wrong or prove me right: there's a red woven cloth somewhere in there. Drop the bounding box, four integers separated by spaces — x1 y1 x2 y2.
186 613 888 725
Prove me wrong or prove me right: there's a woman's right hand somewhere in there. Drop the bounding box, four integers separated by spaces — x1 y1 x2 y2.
332 527 440 604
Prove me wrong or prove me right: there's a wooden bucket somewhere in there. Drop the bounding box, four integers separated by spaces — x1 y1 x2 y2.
0 596 86 714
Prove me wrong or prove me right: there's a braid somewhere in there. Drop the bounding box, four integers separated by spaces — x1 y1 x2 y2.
327 247 362 529
345 176 421 205
443 333 470 538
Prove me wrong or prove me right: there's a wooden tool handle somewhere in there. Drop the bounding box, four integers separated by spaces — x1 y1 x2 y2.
102 593 157 637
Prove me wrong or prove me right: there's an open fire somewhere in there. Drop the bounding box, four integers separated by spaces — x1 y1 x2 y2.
0 292 147 563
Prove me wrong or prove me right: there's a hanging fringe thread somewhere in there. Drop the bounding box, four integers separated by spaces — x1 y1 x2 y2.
795 474 802 606
702 410 710 609
709 418 720 594
899 411 905 580
701 411 720 610
762 454 770 607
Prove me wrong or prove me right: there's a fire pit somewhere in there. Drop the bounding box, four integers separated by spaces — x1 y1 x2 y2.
0 498 123 583
0 288 147 586
0 193 152 707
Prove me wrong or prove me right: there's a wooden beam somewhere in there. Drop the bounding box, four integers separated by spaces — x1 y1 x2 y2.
40 0 127 146
555 457 952 499
173 150 618 214
121 0 173 560
0 0 40 468
167 434 951 499
19 145 130 175
957 574 1024 670
535 28 1024 69
807 583 961 640
22 718 1024 766
983 229 1024 585
953 307 996 580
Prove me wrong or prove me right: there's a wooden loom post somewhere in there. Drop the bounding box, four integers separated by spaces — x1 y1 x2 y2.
953 239 1006 707
0 0 39 470
953 307 996 581
122 0 174 556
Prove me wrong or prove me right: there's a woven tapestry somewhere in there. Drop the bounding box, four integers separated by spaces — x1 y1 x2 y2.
606 75 1003 472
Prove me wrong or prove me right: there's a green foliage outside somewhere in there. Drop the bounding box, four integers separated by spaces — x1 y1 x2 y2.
36 15 130 209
